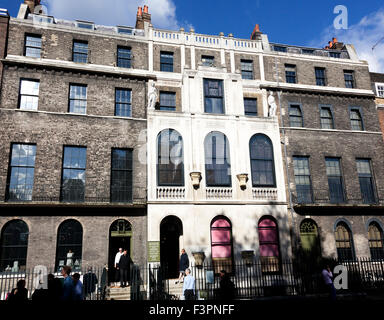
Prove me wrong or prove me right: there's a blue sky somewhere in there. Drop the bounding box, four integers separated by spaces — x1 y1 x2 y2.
1 0 383 72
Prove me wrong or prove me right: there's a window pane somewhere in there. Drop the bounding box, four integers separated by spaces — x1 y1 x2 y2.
320 107 334 129
356 159 376 204
7 144 36 201
111 149 133 202
159 92 176 111
160 52 173 72
244 98 257 116
157 129 184 186
117 47 131 68
326 158 345 203
241 60 253 80
293 157 312 203
204 79 224 114
69 85 87 114
205 132 231 186
250 135 275 187
115 89 132 117
73 41 88 63
61 147 86 202
289 106 303 127
350 109 363 130
25 35 41 58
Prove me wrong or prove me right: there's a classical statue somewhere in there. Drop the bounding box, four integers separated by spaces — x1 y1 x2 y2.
66 250 74 266
268 91 277 117
148 82 158 110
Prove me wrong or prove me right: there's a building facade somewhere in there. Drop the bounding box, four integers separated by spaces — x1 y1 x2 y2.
1 1 384 279
0 1 151 273
270 40 384 261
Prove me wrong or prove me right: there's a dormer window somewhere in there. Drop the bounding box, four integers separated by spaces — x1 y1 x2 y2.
117 26 133 35
76 20 95 30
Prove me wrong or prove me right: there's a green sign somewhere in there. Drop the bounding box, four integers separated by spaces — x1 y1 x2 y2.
148 241 160 262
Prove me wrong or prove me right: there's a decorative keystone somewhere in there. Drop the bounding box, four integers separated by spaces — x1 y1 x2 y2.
236 173 249 190
190 172 202 190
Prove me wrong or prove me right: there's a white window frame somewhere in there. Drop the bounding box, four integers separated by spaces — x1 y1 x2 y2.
375 83 384 98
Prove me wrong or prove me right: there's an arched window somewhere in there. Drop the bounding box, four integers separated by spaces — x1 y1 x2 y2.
0 220 29 272
249 134 276 187
258 217 280 272
300 219 321 258
205 132 231 187
335 222 355 261
56 219 83 271
157 129 184 186
211 217 233 273
368 222 384 260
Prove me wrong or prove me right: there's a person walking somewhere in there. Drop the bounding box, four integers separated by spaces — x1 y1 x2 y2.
7 279 29 302
61 265 74 301
176 249 189 284
83 267 98 299
47 273 63 301
72 273 84 301
113 248 123 287
218 270 235 300
118 249 131 288
322 265 336 301
182 268 195 300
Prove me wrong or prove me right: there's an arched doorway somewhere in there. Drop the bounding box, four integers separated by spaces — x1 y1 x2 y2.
108 219 132 283
160 216 183 279
55 219 83 272
0 220 29 272
299 219 321 263
211 216 233 274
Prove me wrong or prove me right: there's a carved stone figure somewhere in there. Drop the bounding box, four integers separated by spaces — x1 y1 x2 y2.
268 91 277 117
148 82 158 110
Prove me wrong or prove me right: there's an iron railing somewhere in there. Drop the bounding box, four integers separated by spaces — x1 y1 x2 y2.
1 185 145 204
0 265 108 301
291 188 384 206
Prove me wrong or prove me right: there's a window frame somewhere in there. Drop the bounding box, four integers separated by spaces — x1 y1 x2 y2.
289 103 304 127
24 34 42 58
240 59 254 80
375 83 384 98
249 134 276 187
293 156 313 204
319 104 335 129
285 64 297 84
60 146 87 202
335 221 355 261
160 51 174 72
5 143 37 202
117 46 132 69
110 148 133 203
349 106 364 131
18 78 40 111
203 78 225 114
356 158 377 204
325 157 346 203
159 91 176 111
315 67 327 86
157 129 185 187
68 84 87 114
72 40 89 63
204 132 231 187
202 55 215 67
244 98 258 116
344 70 355 88
115 88 132 117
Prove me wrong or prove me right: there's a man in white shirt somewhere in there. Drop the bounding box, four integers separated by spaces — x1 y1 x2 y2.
182 268 195 300
113 248 123 287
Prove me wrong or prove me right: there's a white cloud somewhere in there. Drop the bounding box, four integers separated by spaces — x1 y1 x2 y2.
41 0 180 30
309 9 384 73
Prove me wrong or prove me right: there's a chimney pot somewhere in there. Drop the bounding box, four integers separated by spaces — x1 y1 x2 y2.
143 5 148 13
137 6 142 16
255 24 260 32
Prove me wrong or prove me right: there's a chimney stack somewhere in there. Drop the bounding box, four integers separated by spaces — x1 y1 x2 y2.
251 24 262 40
136 5 151 29
24 0 41 14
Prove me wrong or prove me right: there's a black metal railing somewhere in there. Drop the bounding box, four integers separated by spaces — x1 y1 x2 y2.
291 188 384 206
1 185 145 204
0 265 108 301
149 257 384 300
